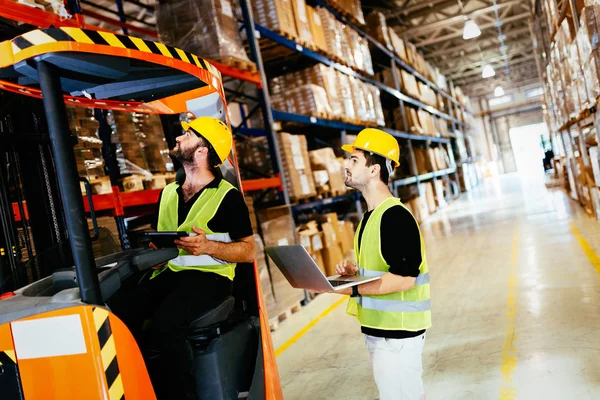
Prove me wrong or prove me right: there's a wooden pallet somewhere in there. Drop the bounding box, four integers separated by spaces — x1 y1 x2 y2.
214 56 257 73
269 302 303 331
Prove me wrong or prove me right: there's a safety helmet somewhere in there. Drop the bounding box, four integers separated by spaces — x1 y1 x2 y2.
341 128 400 167
181 116 232 165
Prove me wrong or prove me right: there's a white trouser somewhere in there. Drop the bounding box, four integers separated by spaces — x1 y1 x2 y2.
365 333 426 400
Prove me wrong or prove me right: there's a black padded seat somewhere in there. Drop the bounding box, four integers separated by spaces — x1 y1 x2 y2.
189 296 235 330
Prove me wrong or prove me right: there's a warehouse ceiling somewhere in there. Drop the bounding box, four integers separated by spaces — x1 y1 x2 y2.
81 0 541 100
371 0 541 98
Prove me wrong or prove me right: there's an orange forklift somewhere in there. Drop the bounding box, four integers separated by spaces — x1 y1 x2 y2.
0 27 282 399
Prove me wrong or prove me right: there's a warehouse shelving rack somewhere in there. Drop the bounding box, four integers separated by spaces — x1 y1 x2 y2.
233 0 475 218
531 0 600 218
0 0 282 249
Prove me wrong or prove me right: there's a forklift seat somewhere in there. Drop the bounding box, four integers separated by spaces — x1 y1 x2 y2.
188 296 235 330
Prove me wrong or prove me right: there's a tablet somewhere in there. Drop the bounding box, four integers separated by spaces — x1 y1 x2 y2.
139 231 196 248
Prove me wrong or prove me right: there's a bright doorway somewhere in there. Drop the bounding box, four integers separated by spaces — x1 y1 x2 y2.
509 122 548 179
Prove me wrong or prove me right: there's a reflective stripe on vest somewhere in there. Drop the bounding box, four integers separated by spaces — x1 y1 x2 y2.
359 268 430 285
347 197 431 331
358 297 431 313
155 180 237 280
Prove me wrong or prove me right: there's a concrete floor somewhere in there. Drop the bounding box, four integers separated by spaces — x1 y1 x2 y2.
271 173 600 400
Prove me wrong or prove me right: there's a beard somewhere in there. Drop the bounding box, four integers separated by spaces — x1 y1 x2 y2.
344 170 358 189
170 142 201 165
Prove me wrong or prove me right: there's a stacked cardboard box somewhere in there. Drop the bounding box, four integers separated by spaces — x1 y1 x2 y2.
366 11 393 51
156 0 251 65
389 28 408 62
297 221 326 274
308 6 328 53
292 0 313 46
254 234 277 318
68 107 105 179
400 70 421 99
10 0 69 17
110 111 172 185
309 148 347 196
253 0 298 38
327 0 365 25
321 213 344 276
269 65 383 125
132 113 172 173
278 133 317 201
259 207 305 316
235 136 274 179
317 7 373 75
419 182 437 215
394 106 423 134
579 5 600 105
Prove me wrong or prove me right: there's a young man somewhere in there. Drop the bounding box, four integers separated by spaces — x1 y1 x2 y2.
331 128 432 400
145 116 255 399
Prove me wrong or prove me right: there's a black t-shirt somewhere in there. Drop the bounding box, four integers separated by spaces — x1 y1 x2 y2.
357 204 426 339
152 177 253 241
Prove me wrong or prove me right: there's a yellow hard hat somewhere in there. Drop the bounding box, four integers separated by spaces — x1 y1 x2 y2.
341 128 400 167
181 116 232 165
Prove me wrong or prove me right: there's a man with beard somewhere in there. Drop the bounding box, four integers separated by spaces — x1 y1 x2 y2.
128 116 255 399
328 128 431 400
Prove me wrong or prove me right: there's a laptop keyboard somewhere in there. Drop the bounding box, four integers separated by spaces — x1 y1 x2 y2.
329 280 351 287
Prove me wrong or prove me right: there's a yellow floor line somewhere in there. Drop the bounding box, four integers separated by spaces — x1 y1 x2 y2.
275 296 348 357
570 222 600 275
499 226 519 400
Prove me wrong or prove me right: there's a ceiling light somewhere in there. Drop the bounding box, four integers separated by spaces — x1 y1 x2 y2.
494 86 505 97
482 64 496 78
463 20 481 40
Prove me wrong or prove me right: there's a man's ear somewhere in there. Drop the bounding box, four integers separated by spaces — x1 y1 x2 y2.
371 163 381 178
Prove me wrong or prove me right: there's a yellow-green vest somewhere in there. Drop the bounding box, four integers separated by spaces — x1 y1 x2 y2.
154 179 237 280
346 197 431 331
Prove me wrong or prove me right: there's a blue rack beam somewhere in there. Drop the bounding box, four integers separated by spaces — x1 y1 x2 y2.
392 168 457 190
272 110 452 144
314 0 471 115
254 24 463 126
291 191 361 212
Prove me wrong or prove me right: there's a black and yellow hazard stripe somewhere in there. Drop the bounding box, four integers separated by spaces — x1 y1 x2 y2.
10 28 218 75
93 307 125 400
0 350 24 400
0 349 16 366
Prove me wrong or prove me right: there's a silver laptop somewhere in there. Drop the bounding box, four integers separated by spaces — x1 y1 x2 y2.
265 245 380 291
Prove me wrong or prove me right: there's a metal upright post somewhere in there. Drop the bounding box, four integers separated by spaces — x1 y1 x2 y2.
37 61 102 305
95 109 130 250
115 0 129 35
239 0 290 205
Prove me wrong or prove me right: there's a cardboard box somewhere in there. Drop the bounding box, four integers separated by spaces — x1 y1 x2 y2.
322 245 344 276
279 132 317 200
308 6 328 53
338 220 355 255
589 147 600 187
318 7 344 60
419 182 437 214
260 212 296 247
309 148 346 195
321 222 339 249
253 0 298 39
254 234 276 316
157 0 249 62
292 0 312 45
365 10 392 51
260 211 305 315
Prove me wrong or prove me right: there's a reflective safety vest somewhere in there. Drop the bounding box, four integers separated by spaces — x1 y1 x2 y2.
153 179 237 280
346 197 431 331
